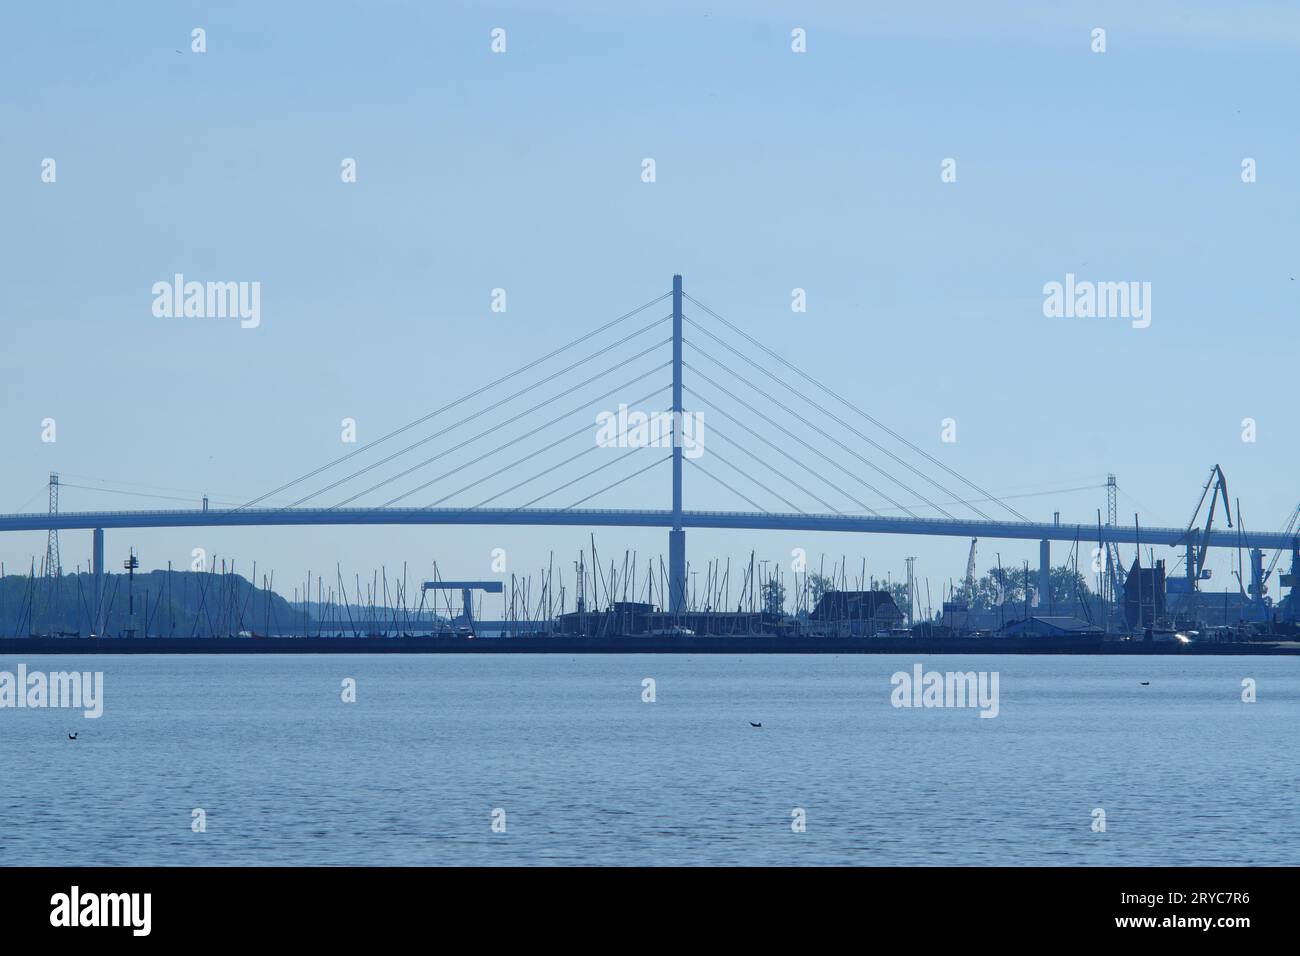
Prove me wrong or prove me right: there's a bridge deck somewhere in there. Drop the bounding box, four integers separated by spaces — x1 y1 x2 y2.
0 507 1291 550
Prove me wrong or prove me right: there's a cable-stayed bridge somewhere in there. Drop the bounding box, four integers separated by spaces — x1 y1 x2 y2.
3 277 1296 617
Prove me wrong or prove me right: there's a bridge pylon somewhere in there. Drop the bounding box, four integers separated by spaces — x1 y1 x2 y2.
669 274 686 616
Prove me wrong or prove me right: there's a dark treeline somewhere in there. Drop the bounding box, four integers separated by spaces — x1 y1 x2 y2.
2 568 456 638
0 569 297 638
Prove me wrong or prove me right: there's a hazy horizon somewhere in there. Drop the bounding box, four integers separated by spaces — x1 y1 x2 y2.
2 0 1296 601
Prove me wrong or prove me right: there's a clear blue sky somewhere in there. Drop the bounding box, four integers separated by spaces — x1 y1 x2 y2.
1 1 1296 607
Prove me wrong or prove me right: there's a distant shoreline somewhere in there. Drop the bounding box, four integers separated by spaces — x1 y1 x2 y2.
3 636 1297 655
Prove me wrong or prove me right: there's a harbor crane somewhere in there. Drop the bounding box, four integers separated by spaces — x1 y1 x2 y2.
963 538 978 599
1258 504 1300 595
1258 502 1300 606
1181 464 1232 590
419 580 504 628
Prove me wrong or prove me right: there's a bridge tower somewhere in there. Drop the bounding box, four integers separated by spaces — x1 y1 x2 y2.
669 274 687 615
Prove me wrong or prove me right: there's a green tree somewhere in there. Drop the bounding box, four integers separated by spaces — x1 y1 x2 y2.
889 581 912 619
807 573 834 607
761 578 786 616
967 564 1093 611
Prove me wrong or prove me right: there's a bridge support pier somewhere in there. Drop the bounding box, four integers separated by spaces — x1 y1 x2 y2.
1038 539 1050 612
1250 547 1265 612
669 528 685 615
92 527 104 635
669 273 686 616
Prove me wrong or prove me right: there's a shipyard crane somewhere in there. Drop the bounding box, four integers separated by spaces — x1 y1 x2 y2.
1259 502 1300 597
963 538 978 600
1181 464 1232 589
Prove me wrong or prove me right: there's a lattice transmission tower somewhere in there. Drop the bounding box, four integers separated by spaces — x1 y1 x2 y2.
45 472 61 577
1104 473 1125 606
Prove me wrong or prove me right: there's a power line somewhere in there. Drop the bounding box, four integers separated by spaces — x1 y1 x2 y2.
837 483 1106 516
57 473 258 499
55 483 242 507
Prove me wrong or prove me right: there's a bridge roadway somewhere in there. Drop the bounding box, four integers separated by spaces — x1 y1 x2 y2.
0 506 1294 550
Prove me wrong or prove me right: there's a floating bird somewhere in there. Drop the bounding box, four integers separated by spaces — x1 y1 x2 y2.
749 721 762 728
67 732 78 740
1140 681 1150 686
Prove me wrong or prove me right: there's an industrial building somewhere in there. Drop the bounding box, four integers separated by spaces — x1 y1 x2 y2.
808 590 904 635
1004 616 1105 638
1123 559 1166 629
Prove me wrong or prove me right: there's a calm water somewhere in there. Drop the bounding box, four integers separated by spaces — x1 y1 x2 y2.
0 654 1295 866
